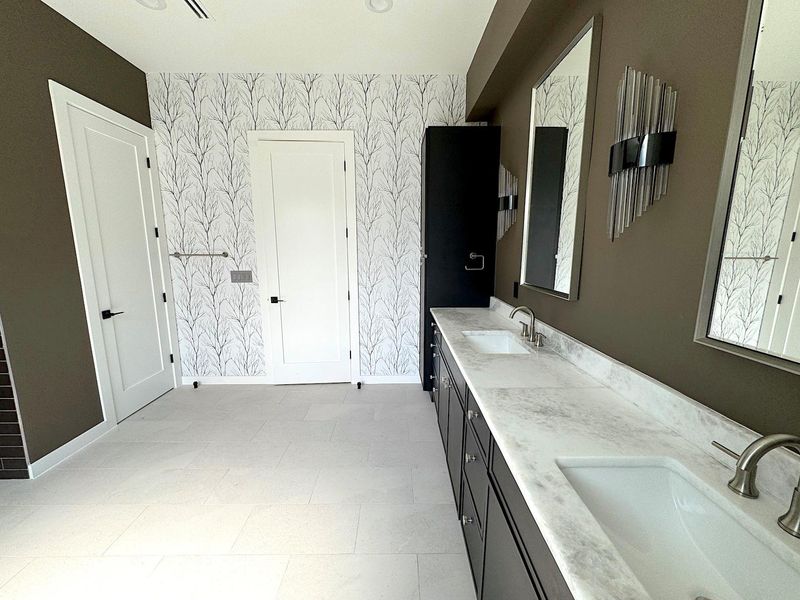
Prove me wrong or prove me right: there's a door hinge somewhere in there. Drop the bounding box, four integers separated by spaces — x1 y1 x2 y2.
345 227 349 238
146 157 151 169
792 232 797 242
154 227 159 238
778 294 784 305
347 290 350 301
162 292 167 303
169 353 174 363
344 160 347 172
349 350 352 359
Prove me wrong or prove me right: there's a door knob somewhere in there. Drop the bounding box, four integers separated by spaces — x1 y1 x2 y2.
101 309 124 320
270 296 286 304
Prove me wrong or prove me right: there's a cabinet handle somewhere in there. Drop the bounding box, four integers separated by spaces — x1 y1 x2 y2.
432 352 437 358
461 515 474 526
430 343 435 348
432 387 438 393
467 409 480 421
465 453 477 465
428 374 435 380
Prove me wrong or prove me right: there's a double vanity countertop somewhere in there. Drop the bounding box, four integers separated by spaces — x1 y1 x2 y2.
430 307 800 600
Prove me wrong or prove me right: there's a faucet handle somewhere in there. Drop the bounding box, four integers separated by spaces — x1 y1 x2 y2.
712 440 741 461
519 321 530 339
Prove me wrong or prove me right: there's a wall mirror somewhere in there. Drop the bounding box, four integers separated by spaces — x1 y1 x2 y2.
520 17 602 300
697 0 800 373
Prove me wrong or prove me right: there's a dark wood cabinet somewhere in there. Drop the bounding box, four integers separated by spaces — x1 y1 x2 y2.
482 485 542 600
432 327 574 600
446 384 465 505
420 127 500 394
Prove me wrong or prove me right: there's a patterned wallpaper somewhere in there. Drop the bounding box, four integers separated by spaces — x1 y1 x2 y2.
146 73 465 378
710 81 800 346
534 74 587 293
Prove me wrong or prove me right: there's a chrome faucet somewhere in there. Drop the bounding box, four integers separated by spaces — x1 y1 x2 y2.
509 305 535 342
715 434 800 538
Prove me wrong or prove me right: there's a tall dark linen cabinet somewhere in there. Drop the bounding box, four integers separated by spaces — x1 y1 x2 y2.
420 126 500 391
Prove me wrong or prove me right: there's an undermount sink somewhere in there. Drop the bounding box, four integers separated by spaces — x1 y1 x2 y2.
462 330 531 354
558 459 800 600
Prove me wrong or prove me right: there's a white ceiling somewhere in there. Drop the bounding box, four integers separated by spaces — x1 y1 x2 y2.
41 0 496 74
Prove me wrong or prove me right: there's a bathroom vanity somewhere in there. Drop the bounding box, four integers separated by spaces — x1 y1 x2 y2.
429 303 800 600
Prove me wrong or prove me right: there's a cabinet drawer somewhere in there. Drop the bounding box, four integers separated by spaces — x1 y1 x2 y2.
441 339 466 406
461 482 484 595
492 446 574 600
466 389 492 459
463 424 488 529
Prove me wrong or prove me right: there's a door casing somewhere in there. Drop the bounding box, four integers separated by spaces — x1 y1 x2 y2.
49 80 181 426
248 130 360 384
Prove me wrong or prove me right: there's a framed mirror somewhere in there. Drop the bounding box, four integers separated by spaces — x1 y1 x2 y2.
520 16 602 300
696 0 800 374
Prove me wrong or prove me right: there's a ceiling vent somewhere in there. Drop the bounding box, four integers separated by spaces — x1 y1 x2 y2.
183 0 210 19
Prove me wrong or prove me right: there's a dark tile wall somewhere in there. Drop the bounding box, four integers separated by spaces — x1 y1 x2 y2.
0 330 28 479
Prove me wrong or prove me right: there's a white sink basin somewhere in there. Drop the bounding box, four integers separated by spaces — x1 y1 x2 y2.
559 459 800 600
462 330 531 354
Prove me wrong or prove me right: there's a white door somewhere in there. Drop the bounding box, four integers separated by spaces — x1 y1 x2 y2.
759 151 800 360
251 139 352 383
53 85 175 421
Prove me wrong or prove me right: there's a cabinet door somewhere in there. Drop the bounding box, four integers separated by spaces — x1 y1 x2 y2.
437 379 450 449
446 389 465 507
482 486 542 600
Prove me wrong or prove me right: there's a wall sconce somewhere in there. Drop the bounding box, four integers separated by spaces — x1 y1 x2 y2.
497 164 519 241
608 66 678 240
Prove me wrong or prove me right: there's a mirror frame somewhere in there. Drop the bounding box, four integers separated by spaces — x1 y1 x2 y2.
693 0 800 376
519 15 603 301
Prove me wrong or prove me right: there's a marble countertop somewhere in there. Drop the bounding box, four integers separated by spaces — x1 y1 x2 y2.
431 307 800 600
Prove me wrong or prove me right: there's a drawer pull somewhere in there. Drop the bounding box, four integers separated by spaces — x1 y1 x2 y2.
467 409 481 421
432 352 438 358
428 374 435 380
461 515 474 526
430 343 435 348
465 453 477 464
432 387 438 393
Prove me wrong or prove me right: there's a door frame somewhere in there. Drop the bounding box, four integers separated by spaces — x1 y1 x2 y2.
247 130 360 384
49 80 181 426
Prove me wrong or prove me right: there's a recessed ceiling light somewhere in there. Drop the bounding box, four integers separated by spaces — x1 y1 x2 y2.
366 0 393 13
135 0 167 10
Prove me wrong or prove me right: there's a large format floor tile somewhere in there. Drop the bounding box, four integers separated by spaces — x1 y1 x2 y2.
0 383 472 599
419 554 477 600
277 554 420 600
0 504 145 556
232 504 360 554
355 503 465 554
106 504 253 555
148 555 288 600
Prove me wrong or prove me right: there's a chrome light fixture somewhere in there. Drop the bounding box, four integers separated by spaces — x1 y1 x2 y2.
135 0 167 9
366 0 393 13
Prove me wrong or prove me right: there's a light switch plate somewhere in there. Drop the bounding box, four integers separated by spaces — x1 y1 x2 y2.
230 270 253 284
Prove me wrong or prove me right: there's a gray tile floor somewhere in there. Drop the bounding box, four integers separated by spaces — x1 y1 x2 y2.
0 384 476 599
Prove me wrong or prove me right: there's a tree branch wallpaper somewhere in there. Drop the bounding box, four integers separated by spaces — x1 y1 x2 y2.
147 73 466 378
710 80 800 347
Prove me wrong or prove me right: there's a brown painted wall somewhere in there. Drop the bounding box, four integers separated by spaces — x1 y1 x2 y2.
476 0 800 435
0 1 150 461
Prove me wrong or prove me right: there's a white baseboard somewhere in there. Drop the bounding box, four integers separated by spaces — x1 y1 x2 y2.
28 419 115 478
181 376 273 385
182 375 421 385
359 375 421 384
